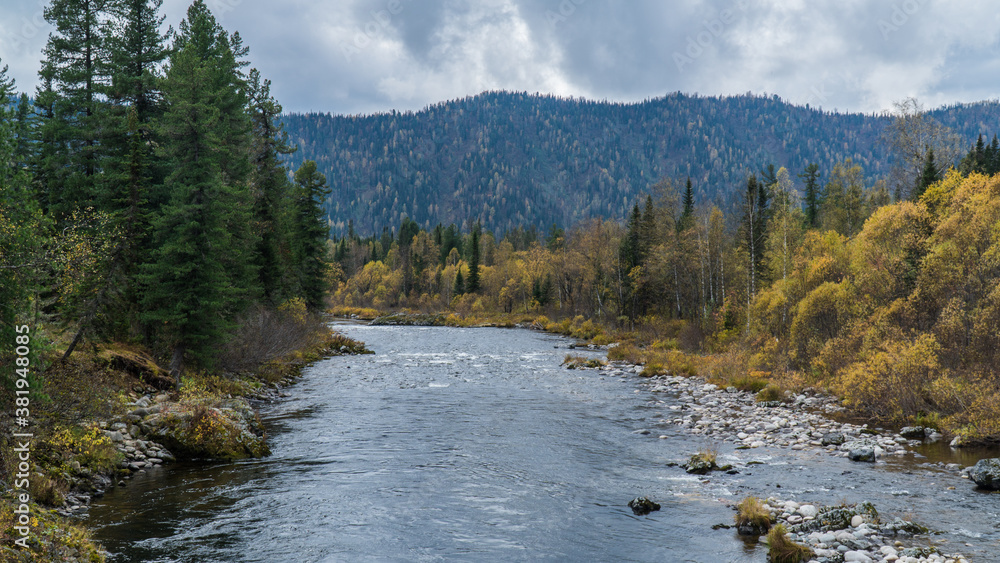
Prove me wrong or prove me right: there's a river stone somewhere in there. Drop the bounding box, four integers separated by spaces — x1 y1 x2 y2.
848 446 876 462
822 432 846 446
899 426 926 440
628 497 661 516
844 551 873 563
968 458 1000 490
798 504 818 518
685 456 716 475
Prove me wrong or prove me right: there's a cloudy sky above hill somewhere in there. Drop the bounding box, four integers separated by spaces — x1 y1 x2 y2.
2 0 999 115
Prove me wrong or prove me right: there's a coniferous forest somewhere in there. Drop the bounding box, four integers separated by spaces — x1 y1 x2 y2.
1 0 333 384
282 91 1000 236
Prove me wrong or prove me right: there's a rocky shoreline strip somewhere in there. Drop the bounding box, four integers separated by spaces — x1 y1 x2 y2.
600 362 961 469
736 498 969 563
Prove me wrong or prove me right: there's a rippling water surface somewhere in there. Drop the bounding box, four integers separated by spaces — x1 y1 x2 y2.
88 324 1000 562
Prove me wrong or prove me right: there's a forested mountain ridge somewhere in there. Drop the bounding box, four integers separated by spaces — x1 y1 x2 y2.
281 92 1000 236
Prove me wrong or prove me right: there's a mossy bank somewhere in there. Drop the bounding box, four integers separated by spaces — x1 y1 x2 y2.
1 324 370 561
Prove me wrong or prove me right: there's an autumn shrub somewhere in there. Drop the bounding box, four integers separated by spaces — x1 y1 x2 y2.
607 343 643 364
0 498 106 562
562 355 606 369
329 305 381 319
30 474 66 507
46 424 122 474
639 362 666 377
789 280 856 368
851 201 932 303
765 524 813 563
218 299 327 373
703 346 751 387
834 334 941 422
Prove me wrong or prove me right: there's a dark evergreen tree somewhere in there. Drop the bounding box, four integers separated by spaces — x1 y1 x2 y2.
140 0 254 383
247 68 297 303
292 160 332 309
799 163 821 228
453 269 465 296
467 223 481 293
545 223 564 250
678 177 695 232
37 0 113 220
913 146 939 200
989 135 1000 175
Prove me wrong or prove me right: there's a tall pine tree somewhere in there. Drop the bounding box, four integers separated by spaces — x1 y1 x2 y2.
36 0 113 220
140 0 254 382
467 222 481 293
292 160 332 310
799 163 820 228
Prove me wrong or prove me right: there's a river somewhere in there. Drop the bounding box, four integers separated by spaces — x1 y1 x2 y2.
88 323 1000 562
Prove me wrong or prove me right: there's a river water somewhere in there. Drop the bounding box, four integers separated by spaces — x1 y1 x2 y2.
88 324 1000 562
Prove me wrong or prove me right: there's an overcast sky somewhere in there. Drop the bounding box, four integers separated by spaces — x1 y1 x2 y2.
2 0 1000 115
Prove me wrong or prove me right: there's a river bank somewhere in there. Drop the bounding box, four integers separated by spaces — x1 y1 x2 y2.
1 323 370 562
583 358 981 563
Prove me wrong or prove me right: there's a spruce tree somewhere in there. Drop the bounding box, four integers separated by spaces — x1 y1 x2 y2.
467 223 480 293
292 160 332 310
913 146 939 200
799 163 821 228
37 0 113 220
679 177 695 230
248 68 297 303
140 0 253 382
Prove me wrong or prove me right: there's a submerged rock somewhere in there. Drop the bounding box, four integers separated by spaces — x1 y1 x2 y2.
968 458 1000 490
684 454 718 475
848 447 876 462
628 497 661 516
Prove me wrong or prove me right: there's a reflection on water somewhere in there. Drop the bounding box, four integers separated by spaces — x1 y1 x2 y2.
88 324 1000 562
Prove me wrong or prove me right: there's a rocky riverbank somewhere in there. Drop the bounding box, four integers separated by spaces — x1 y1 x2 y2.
600 362 959 468
577 360 978 563
739 497 970 563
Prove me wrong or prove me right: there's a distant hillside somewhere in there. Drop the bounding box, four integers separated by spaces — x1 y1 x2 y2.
281 92 1000 236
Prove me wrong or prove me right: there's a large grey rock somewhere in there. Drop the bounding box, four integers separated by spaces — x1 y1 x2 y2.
899 426 926 439
968 458 1000 490
848 447 876 462
821 432 846 446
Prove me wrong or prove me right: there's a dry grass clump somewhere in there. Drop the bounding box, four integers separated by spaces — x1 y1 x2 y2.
734 496 773 535
562 354 607 369
756 383 785 404
731 373 770 393
766 524 814 563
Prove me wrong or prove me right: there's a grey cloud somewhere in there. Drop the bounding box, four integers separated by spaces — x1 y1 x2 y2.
2 0 1000 115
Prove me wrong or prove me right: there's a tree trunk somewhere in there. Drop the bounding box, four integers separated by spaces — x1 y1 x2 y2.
169 344 185 390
